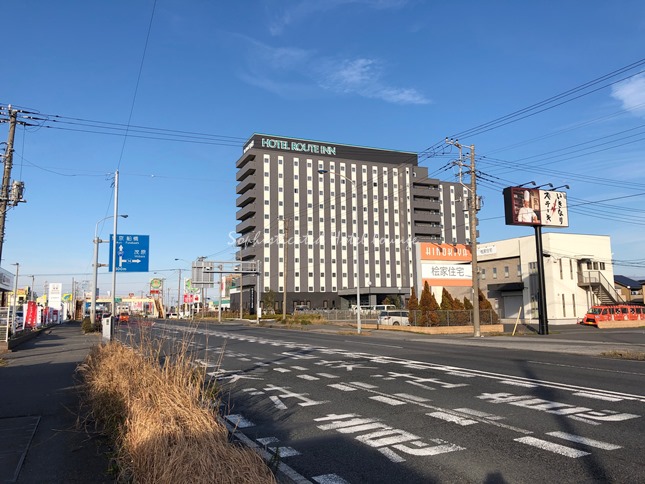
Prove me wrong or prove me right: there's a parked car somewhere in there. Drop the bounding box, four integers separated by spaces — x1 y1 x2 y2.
118 312 130 324
167 313 179 319
378 310 410 326
293 305 309 313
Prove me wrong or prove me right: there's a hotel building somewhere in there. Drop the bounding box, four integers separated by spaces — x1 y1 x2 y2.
234 134 469 312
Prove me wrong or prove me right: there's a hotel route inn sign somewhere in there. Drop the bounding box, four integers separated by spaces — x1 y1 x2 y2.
108 234 149 272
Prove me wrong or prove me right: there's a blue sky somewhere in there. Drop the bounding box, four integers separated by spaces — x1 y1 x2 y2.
2 0 645 302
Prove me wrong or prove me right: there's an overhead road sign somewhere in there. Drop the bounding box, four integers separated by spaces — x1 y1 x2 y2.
109 234 150 272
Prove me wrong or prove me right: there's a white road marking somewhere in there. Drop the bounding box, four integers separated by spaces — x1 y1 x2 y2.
370 395 406 406
297 374 320 381
547 432 622 450
377 447 406 462
316 373 339 379
407 381 435 391
274 368 291 373
514 436 590 458
257 437 278 445
427 411 478 426
350 381 378 389
291 366 308 371
573 392 623 402
394 393 431 402
257 437 301 458
568 415 601 426
454 408 504 421
328 383 357 392
500 380 539 388
270 396 287 410
314 413 465 463
225 414 254 428
313 474 350 484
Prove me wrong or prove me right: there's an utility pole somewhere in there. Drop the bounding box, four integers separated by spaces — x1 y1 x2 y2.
0 107 18 265
447 139 481 337
282 217 289 320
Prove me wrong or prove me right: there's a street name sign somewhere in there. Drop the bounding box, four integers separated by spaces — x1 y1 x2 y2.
109 234 150 272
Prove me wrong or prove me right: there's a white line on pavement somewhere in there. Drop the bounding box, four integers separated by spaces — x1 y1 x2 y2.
547 432 622 450
270 396 287 410
514 436 590 458
370 395 407 406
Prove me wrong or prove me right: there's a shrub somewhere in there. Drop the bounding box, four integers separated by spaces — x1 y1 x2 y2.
81 316 95 334
77 334 275 483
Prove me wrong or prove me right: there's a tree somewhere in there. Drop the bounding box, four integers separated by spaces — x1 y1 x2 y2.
451 294 468 325
439 288 455 324
262 290 276 315
478 289 499 323
408 287 419 311
418 282 431 326
420 281 440 326
463 297 473 310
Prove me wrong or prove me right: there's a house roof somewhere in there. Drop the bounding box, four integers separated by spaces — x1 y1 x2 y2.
614 275 643 289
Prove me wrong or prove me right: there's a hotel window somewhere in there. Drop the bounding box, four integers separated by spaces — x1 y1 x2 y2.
504 266 509 278
481 269 486 280
517 264 521 276
493 268 497 279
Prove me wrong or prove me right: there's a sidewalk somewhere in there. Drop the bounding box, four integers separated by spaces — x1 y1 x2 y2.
0 322 113 483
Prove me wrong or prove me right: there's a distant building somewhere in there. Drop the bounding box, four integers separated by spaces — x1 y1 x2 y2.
234 134 469 313
478 233 617 324
614 275 643 303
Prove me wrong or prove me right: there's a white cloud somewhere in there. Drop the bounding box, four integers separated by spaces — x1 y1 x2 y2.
320 58 429 104
235 35 429 105
268 0 409 36
611 73 645 116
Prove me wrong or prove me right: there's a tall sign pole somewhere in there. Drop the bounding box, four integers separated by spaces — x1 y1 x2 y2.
0 107 17 265
105 170 119 342
503 185 569 335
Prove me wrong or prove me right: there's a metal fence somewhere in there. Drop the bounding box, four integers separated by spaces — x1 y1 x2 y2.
296 309 499 326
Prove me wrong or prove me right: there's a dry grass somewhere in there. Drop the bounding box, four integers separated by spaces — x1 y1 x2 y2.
600 349 645 361
76 333 275 483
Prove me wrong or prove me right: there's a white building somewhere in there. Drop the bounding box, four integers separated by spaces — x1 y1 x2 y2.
478 233 617 325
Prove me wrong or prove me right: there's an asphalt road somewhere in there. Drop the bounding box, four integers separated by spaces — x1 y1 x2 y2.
116 321 645 484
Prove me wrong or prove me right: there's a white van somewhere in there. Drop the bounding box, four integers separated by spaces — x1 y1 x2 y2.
378 310 410 326
372 304 395 312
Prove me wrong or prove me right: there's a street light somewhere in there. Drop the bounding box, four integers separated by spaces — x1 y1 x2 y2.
318 169 362 335
91 214 128 327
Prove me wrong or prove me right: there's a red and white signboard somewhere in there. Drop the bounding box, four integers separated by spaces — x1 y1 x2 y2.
419 243 472 287
183 294 201 303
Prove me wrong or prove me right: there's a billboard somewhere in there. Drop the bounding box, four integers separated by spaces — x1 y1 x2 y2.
419 243 472 287
503 187 569 227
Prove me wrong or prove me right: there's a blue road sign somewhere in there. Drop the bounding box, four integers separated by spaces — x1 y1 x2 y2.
108 234 149 272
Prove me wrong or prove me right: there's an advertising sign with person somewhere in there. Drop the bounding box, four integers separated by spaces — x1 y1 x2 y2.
503 187 568 228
